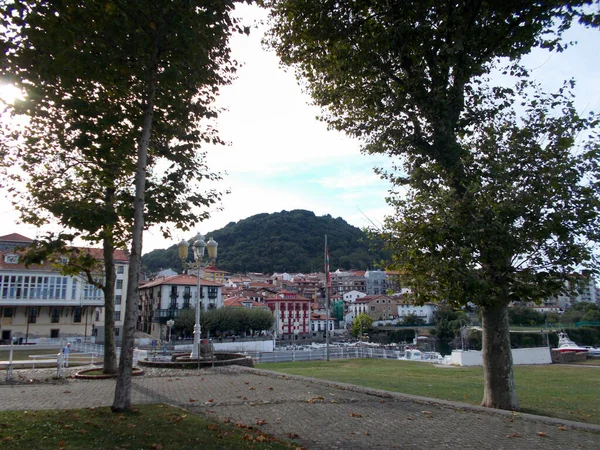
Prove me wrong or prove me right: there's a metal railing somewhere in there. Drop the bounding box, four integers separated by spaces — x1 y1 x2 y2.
252 346 408 363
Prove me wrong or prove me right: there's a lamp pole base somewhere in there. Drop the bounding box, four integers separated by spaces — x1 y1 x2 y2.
190 324 201 359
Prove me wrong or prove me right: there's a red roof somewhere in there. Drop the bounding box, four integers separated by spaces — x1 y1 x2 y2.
77 247 129 263
223 297 267 308
202 267 229 274
250 281 273 288
0 233 34 243
140 274 222 288
310 313 335 320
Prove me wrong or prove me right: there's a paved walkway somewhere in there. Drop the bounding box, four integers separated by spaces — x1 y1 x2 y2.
1 366 599 449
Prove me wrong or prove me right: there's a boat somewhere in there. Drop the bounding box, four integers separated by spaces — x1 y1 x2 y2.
556 332 589 353
584 346 600 357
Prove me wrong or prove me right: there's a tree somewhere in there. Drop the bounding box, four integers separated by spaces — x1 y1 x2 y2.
264 1 600 411
174 309 196 338
382 83 600 409
430 305 468 341
352 313 373 338
0 0 244 411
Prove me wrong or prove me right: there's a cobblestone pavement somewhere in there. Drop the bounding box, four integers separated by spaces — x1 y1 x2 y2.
1 366 599 449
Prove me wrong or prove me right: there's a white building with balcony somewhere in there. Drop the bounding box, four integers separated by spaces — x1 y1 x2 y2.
0 233 128 343
138 274 223 340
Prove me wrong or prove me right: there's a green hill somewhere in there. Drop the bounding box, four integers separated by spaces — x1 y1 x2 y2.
142 209 388 274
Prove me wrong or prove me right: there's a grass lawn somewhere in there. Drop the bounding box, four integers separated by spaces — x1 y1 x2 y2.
0 348 62 361
0 405 296 450
258 359 600 425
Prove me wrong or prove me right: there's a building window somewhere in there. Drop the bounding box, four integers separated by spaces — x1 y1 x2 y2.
116 280 123 289
3 307 13 318
95 309 100 321
115 327 120 337
51 308 60 323
208 286 218 299
117 265 124 274
73 307 82 323
50 329 59 338
114 311 121 321
116 295 122 305
28 308 37 323
370 306 376 311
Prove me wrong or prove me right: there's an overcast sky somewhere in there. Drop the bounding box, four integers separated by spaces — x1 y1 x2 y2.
1 4 599 254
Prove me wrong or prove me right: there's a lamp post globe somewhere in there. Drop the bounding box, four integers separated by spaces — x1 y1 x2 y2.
206 238 218 264
193 236 206 263
177 239 189 261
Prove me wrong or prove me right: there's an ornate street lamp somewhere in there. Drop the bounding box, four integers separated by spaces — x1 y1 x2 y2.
177 234 216 359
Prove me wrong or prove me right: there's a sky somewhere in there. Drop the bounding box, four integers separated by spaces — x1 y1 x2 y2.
1 4 599 255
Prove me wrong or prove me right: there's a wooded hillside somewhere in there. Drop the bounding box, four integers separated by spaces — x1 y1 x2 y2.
142 210 387 274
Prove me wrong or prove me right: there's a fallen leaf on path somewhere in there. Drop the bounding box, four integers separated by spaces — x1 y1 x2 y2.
558 426 567 431
350 412 362 418
287 433 300 439
256 419 267 426
537 432 547 437
188 398 197 403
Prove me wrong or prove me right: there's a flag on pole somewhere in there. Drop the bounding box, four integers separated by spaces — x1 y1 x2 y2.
324 243 330 288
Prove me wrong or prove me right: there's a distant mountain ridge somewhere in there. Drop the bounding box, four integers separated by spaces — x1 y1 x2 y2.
142 209 388 274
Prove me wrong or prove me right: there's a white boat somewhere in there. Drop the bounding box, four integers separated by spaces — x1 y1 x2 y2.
584 346 600 357
401 348 423 361
556 332 589 354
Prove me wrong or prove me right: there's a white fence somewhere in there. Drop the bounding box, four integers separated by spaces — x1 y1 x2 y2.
253 346 406 363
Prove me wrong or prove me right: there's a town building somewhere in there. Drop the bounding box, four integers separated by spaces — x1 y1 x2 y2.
364 295 399 321
365 270 387 295
265 290 311 341
331 270 366 295
310 312 335 338
0 233 128 343
396 301 437 324
198 267 229 284
138 274 223 340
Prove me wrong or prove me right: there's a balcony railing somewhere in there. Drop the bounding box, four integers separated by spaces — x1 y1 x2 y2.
153 309 183 320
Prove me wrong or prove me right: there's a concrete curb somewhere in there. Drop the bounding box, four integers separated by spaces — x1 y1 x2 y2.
235 365 600 435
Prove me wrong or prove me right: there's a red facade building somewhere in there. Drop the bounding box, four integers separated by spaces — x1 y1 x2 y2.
265 290 311 341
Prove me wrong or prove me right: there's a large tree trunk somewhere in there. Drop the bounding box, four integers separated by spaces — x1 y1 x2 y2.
102 230 118 374
480 301 518 410
112 50 158 413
